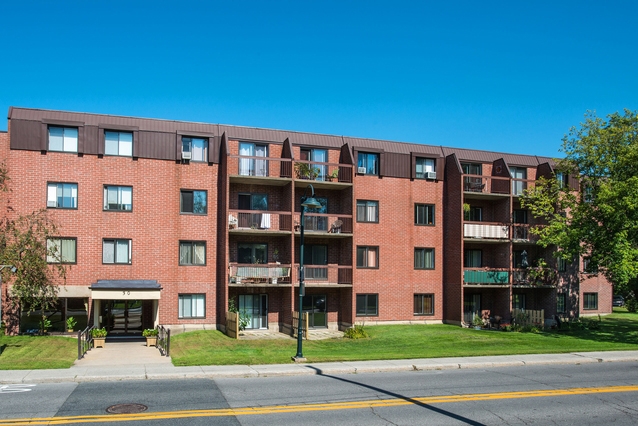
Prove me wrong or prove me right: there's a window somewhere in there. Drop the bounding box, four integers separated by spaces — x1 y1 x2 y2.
557 293 566 313
584 293 598 310
304 244 328 280
48 126 78 152
557 256 567 272
414 294 434 315
103 186 132 211
180 190 207 214
415 158 436 179
513 209 528 224
178 294 205 318
462 163 483 192
300 148 327 181
179 241 206 265
513 294 526 310
357 152 379 175
462 163 482 175
103 239 131 264
105 131 133 157
583 257 598 273
513 250 527 268
239 142 268 176
356 294 378 316
583 185 594 203
510 167 527 195
356 200 378 223
464 206 482 221
182 137 208 162
238 243 267 264
47 238 77 263
302 196 328 231
556 172 569 188
356 246 378 268
414 248 435 269
415 204 435 225
47 183 77 209
464 249 482 267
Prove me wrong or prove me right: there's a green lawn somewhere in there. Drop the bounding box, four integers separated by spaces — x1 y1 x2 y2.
170 310 638 366
0 334 77 370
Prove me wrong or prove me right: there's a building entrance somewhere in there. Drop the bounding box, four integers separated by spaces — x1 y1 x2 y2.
101 300 143 334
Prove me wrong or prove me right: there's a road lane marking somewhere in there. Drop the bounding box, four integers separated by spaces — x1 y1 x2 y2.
0 385 36 394
1 385 637 425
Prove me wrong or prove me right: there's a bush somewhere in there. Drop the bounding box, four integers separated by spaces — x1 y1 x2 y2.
626 298 638 313
142 328 158 337
91 328 107 338
344 324 369 339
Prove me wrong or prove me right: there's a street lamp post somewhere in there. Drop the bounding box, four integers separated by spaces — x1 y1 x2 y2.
0 265 17 331
293 184 322 362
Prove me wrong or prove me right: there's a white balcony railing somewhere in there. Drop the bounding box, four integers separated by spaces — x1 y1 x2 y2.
464 223 509 239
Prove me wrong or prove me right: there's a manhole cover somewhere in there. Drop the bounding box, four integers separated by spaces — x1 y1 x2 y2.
106 403 148 414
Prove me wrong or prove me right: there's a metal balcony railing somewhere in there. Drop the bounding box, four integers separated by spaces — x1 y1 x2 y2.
464 268 510 285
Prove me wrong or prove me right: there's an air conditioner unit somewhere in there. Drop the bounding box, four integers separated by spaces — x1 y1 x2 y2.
357 167 367 174
425 171 437 180
181 150 192 160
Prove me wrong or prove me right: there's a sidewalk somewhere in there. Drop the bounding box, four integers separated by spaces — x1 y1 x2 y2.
2 346 638 384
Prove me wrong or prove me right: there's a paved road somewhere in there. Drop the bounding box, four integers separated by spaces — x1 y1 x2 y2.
2 361 638 425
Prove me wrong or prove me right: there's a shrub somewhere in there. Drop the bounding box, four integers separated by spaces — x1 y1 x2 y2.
91 328 107 338
344 324 369 339
626 298 637 313
142 328 158 337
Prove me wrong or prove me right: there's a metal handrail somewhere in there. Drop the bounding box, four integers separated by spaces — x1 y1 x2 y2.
157 325 170 357
77 325 95 360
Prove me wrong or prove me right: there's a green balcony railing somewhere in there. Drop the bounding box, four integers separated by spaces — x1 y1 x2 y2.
464 269 509 284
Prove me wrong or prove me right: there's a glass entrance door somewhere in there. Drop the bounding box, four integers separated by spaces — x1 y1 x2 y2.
303 295 327 328
238 294 268 329
102 300 143 334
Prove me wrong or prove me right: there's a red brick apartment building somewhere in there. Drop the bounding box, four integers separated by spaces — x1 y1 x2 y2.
0 107 612 335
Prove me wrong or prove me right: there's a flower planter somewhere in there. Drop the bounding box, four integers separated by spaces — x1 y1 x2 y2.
146 337 157 347
94 337 106 348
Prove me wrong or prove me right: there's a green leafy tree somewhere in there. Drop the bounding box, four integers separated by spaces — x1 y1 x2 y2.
0 162 68 335
521 110 638 294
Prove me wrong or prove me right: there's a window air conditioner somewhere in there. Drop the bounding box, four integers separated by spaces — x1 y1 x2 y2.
181 151 192 160
357 167 367 174
425 171 437 180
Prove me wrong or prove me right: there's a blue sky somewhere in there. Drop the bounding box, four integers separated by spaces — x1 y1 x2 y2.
1 1 636 158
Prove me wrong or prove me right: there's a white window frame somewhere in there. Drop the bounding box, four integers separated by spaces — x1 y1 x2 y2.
103 185 132 211
48 126 78 153
105 131 133 157
47 182 78 209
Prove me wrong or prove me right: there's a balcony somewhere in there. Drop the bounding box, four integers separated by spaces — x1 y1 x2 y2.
228 210 292 235
463 175 536 200
229 155 292 186
464 268 510 286
464 223 509 241
229 264 292 286
293 160 353 189
298 265 353 287
294 213 353 237
512 268 557 287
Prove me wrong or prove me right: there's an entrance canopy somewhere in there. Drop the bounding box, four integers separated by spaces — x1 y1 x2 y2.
90 280 162 300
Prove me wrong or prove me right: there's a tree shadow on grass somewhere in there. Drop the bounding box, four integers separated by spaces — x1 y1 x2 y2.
307 366 485 425
541 315 638 346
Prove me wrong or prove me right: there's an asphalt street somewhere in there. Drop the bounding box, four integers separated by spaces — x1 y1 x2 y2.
2 361 638 425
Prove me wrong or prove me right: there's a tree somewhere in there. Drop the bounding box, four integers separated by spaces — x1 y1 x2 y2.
521 109 638 294
0 162 68 335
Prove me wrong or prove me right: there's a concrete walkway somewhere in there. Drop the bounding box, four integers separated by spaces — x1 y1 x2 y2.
2 343 638 384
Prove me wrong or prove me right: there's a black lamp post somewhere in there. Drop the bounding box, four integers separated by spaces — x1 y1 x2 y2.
294 184 322 362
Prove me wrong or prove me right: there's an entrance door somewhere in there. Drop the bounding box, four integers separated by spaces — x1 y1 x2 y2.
102 300 143 334
303 295 327 328
238 294 268 329
463 294 481 323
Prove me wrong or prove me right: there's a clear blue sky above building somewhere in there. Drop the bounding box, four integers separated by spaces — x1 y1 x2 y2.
1 1 636 158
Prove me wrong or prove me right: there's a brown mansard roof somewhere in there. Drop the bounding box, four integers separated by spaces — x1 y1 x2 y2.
8 106 555 166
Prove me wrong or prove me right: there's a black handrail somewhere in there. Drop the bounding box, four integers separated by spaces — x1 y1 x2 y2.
77 325 95 360
157 325 170 357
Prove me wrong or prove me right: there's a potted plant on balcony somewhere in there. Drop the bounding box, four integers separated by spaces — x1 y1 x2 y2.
142 328 159 347
91 327 107 348
295 163 319 180
473 313 484 330
326 169 340 182
66 316 77 333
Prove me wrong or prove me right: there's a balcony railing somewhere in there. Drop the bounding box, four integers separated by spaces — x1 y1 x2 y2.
229 264 292 285
300 265 353 285
464 268 510 285
294 213 353 234
512 268 557 286
228 210 292 231
464 223 509 239
228 155 293 179
294 160 353 184
463 175 536 196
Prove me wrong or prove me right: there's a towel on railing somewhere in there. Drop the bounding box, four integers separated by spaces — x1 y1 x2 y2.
260 213 271 229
